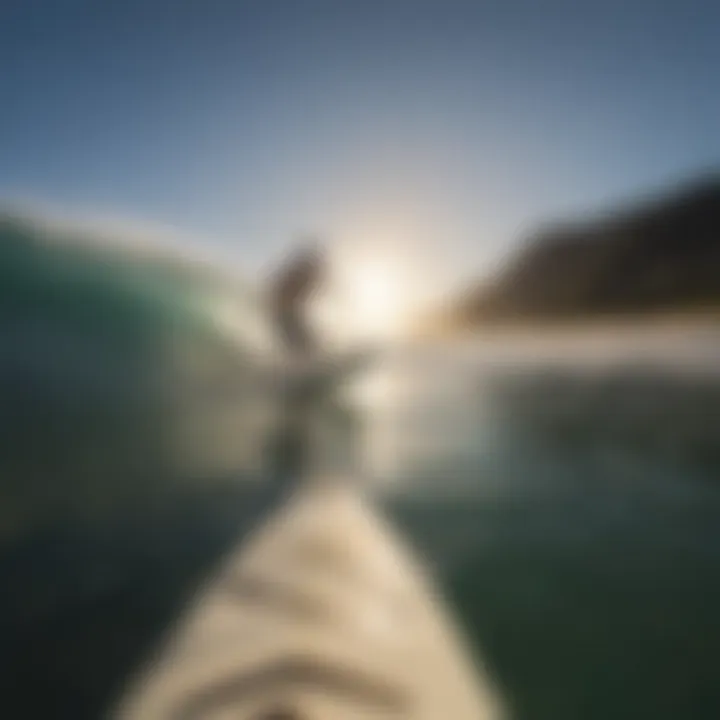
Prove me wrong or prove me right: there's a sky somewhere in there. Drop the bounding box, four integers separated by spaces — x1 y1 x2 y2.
1 0 719 290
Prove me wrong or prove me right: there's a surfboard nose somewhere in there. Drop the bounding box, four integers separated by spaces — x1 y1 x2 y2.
115 482 503 720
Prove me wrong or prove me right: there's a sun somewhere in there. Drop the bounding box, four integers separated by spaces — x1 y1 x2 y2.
349 259 408 338
312 248 418 345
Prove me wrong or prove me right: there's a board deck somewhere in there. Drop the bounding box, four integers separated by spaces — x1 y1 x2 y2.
281 347 376 379
115 481 503 719
262 347 378 399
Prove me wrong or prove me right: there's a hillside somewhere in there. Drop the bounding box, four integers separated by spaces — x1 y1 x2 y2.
457 176 720 324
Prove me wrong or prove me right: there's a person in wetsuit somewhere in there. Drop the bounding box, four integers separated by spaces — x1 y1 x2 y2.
266 240 327 485
269 241 325 356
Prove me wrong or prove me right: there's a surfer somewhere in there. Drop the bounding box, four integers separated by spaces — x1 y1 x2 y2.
266 237 368 483
265 239 327 484
269 240 325 357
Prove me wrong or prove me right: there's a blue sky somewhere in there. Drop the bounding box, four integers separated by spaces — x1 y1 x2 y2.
1 0 718 281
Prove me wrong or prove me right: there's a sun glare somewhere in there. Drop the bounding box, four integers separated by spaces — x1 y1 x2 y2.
349 260 407 337
314 248 416 346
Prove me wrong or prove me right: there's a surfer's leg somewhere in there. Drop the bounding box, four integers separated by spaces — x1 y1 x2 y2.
275 310 292 351
268 309 313 488
277 309 314 354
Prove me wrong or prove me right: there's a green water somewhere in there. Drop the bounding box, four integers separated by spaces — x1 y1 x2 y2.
372 346 720 720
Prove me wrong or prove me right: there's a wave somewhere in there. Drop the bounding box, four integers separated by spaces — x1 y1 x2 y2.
0 211 274 538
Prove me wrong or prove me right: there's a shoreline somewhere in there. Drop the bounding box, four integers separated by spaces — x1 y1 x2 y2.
419 310 720 341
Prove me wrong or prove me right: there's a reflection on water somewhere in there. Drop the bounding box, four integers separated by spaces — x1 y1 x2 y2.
360 329 720 493
362 330 720 720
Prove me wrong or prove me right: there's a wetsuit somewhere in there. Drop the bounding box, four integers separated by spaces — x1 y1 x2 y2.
271 251 322 355
267 249 324 485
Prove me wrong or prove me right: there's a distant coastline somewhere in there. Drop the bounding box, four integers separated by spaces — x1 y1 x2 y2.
424 307 720 339
436 174 720 333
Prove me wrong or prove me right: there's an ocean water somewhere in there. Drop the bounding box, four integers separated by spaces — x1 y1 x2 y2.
374 337 720 720
1 223 720 718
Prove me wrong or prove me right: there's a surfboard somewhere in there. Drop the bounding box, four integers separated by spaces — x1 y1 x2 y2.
261 347 378 402
115 480 503 719
279 347 376 382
